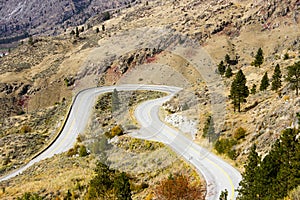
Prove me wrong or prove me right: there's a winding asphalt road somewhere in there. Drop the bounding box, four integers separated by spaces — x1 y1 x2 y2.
0 84 241 200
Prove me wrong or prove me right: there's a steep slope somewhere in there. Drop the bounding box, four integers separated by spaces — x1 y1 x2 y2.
0 0 299 199
0 0 138 46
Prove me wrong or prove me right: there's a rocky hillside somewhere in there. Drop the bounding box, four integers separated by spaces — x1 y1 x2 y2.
0 0 299 198
0 0 141 46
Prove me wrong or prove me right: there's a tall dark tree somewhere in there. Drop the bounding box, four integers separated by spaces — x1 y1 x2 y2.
225 66 233 78
286 61 300 95
250 84 257 95
252 48 264 67
273 128 300 199
225 54 231 64
114 172 132 200
271 64 282 91
238 128 300 200
238 144 261 200
218 60 226 75
229 69 249 112
260 72 269 91
75 27 79 37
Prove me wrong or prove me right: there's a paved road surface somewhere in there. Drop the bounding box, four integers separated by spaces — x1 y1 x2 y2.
0 84 241 200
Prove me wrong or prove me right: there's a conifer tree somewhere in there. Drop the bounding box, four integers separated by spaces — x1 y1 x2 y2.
271 64 282 91
225 66 233 78
75 27 79 37
229 69 249 112
238 144 261 199
218 60 226 75
238 128 300 199
112 89 120 112
225 54 231 64
274 128 300 199
286 61 300 96
114 172 132 200
250 84 257 95
260 72 269 91
252 48 264 67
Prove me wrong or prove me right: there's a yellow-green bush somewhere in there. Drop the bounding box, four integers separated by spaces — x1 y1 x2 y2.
234 127 246 140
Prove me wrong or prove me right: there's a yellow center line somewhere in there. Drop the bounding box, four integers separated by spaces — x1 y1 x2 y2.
145 103 236 199
47 119 76 156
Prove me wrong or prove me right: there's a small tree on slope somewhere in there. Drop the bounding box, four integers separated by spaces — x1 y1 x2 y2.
229 69 249 112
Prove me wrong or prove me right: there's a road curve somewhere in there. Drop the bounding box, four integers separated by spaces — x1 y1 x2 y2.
0 84 241 200
131 94 242 199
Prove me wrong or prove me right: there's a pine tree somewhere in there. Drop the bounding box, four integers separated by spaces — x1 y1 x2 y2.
218 60 226 75
271 64 282 91
274 128 300 199
96 27 100 33
75 27 79 37
229 69 249 112
252 48 264 67
112 89 120 112
225 54 231 64
225 66 233 78
238 144 261 200
260 72 269 91
87 163 113 199
114 172 132 200
286 61 300 96
250 84 257 95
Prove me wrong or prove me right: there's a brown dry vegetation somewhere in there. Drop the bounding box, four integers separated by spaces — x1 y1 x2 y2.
0 0 299 199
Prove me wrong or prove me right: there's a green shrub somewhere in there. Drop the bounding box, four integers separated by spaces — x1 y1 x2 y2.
79 145 88 157
214 138 237 160
234 127 246 140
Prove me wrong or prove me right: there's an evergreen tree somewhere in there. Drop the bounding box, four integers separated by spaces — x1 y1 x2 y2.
260 72 269 91
28 36 34 46
86 163 113 199
75 27 79 37
103 11 110 21
225 54 231 64
238 144 261 200
252 48 264 67
286 61 300 95
96 27 100 33
114 172 132 200
102 24 105 31
218 60 226 75
112 89 120 112
250 84 257 95
271 64 282 91
225 66 233 78
274 129 300 199
219 189 228 200
238 128 300 200
229 69 249 112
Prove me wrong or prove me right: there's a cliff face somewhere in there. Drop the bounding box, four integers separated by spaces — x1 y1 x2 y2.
0 0 134 44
